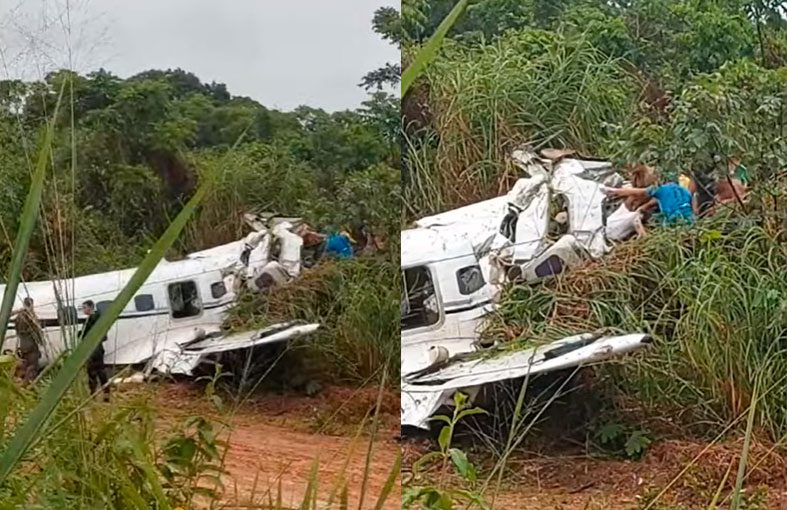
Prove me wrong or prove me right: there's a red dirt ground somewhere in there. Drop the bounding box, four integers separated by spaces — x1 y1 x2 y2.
138 382 787 509
147 382 401 509
403 437 787 509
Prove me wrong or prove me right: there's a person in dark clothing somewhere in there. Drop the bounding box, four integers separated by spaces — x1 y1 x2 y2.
80 300 109 402
11 297 43 383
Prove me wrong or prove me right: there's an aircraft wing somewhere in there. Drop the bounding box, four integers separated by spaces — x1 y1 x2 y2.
401 332 651 429
183 321 320 354
149 321 320 375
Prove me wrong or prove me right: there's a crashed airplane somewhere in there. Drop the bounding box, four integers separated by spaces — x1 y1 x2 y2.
1 214 319 377
401 148 653 430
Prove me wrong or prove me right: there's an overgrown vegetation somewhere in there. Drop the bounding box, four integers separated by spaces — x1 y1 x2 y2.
401 0 787 214
402 0 787 507
0 369 224 508
0 69 399 277
226 255 400 386
487 211 787 439
0 3 401 508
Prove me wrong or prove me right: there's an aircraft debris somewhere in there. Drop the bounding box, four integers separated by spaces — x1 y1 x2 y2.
0 213 325 380
401 148 653 429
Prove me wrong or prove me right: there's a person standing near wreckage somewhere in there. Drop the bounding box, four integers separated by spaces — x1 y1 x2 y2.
80 300 110 402
11 297 43 383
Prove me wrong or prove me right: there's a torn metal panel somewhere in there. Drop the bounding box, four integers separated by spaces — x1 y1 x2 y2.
510 234 587 283
402 333 651 429
605 202 644 241
149 322 320 376
401 389 449 429
401 147 653 430
551 158 610 258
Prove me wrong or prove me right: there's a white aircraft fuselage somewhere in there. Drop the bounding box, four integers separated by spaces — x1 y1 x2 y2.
400 149 652 429
2 216 319 376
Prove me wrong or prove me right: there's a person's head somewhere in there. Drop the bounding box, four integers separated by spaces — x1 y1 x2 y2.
81 300 95 316
350 222 370 241
22 297 33 310
295 223 324 247
629 164 659 188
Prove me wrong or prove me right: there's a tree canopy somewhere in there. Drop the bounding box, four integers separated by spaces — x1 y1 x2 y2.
0 67 399 278
401 0 787 214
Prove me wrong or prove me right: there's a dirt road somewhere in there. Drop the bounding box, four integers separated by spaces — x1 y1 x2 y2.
152 383 401 509
220 420 400 508
403 437 787 509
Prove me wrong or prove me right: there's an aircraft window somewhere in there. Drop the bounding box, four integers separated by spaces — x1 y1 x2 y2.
134 294 155 312
96 301 112 314
211 281 227 299
58 306 78 326
401 266 439 331
534 255 565 279
168 281 202 319
456 265 485 295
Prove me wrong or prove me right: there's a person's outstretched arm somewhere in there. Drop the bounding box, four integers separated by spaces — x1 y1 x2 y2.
605 186 650 199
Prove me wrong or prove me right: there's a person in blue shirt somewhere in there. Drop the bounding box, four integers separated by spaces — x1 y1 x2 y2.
324 231 354 258
606 181 694 228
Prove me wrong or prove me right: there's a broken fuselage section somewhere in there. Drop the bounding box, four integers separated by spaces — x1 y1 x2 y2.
1 214 320 377
401 149 652 430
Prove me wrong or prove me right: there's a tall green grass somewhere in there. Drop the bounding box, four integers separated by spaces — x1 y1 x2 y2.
226 255 400 386
404 29 637 215
0 374 216 508
0 82 64 351
401 0 469 96
486 215 787 440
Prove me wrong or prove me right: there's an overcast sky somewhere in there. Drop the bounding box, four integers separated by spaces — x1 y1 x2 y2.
0 0 399 111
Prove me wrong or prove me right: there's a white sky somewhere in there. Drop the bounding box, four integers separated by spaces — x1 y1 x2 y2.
0 0 399 111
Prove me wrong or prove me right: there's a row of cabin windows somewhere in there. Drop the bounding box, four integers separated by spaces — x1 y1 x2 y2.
401 256 564 331
55 280 228 324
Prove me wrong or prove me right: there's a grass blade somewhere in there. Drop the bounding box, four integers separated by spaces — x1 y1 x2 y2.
0 81 65 351
371 451 401 510
299 458 319 510
0 177 212 484
357 362 389 510
707 458 733 509
401 0 468 96
731 377 759 510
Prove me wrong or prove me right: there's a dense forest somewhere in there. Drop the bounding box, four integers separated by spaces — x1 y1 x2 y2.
0 64 403 397
0 68 400 278
398 0 787 215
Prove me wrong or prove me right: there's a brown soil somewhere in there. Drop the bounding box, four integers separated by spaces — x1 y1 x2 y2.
403 438 787 509
144 382 401 509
